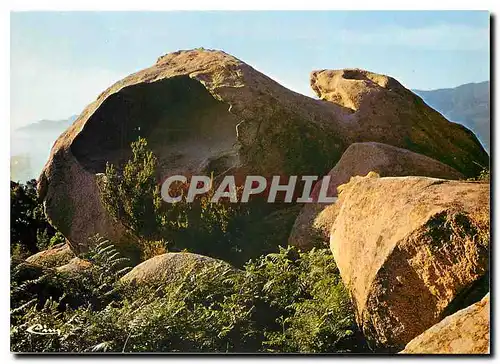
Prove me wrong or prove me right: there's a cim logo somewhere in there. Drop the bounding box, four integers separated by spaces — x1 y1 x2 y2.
26 324 61 336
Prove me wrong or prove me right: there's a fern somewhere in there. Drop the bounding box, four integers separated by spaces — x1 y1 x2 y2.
11 245 364 353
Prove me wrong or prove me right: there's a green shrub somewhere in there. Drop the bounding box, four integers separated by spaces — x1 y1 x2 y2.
476 167 490 182
466 166 490 182
10 237 130 326
99 137 164 238
246 246 363 352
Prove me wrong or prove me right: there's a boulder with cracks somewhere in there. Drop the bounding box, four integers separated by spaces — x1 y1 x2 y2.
38 49 488 260
310 68 488 176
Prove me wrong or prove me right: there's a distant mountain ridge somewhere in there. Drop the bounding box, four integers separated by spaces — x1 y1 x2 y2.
11 115 78 182
413 81 490 153
17 115 78 132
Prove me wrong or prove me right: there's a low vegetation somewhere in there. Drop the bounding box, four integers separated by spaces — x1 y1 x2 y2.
11 241 365 353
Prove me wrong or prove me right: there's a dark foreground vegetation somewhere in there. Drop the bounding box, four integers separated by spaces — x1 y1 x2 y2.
11 241 367 352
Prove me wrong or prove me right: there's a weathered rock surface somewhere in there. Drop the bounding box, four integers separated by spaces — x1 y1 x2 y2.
289 142 464 250
38 49 487 257
401 293 490 354
311 68 488 175
121 252 237 286
25 243 75 268
329 173 489 351
56 257 92 274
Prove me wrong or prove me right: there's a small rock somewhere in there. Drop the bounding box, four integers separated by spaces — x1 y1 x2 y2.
329 173 489 350
25 244 75 268
401 294 489 354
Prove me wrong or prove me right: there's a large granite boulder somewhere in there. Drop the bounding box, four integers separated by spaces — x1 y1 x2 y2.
328 173 489 351
289 142 464 250
38 49 487 258
401 293 490 354
37 49 346 258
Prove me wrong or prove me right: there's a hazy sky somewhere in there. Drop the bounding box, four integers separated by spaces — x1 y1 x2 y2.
11 11 490 129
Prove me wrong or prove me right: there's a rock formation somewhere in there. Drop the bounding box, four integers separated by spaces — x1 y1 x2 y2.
401 294 490 354
289 142 464 250
38 49 487 258
310 68 488 175
328 173 489 351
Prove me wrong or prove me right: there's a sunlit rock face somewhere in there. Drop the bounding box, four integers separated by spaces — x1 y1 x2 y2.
328 173 489 351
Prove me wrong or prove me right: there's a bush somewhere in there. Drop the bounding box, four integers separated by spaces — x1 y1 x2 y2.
246 246 364 352
467 166 490 182
99 137 297 266
477 167 490 182
11 179 58 256
11 238 133 352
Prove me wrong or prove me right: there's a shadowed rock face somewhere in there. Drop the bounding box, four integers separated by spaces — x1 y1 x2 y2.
328 173 489 351
288 142 464 251
38 49 488 258
401 293 490 354
71 76 240 176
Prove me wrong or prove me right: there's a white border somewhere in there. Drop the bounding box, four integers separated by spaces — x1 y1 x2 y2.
3 1 497 11
2 1 497 363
